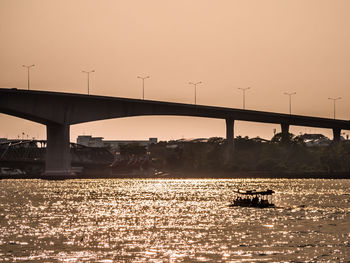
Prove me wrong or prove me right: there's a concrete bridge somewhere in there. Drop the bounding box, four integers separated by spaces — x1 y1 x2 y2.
1 88 349 177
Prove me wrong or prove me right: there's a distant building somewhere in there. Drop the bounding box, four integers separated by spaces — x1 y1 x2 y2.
77 135 104 147
76 135 157 152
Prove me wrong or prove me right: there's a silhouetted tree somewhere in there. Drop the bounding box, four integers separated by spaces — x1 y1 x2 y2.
149 136 350 175
119 143 147 157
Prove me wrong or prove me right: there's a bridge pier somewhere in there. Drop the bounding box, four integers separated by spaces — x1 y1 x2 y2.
281 123 290 144
226 118 234 143
225 118 235 162
43 123 74 178
332 128 341 142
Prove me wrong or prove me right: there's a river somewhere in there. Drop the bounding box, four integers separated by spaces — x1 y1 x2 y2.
0 178 349 262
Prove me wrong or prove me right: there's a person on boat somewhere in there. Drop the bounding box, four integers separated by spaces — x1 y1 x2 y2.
252 196 259 206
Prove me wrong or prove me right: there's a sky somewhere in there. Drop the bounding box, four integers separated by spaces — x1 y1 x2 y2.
1 0 350 141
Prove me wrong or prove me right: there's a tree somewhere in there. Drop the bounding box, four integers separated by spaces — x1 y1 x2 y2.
119 143 146 157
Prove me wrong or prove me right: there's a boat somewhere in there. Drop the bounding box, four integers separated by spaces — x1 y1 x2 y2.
229 189 275 208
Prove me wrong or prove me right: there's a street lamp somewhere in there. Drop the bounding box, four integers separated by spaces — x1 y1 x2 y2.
189 81 202 105
137 76 150 100
82 70 95 95
284 92 296 114
238 87 250 109
328 97 341 119
22 64 35 90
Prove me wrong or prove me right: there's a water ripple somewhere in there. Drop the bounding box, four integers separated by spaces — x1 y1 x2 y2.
0 178 349 262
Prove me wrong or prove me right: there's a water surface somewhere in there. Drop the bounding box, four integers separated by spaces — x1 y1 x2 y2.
0 178 349 262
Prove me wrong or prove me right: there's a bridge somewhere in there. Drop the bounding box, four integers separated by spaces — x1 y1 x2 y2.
0 139 114 172
1 88 349 177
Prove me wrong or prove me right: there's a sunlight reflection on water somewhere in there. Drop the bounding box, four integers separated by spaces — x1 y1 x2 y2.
0 178 349 262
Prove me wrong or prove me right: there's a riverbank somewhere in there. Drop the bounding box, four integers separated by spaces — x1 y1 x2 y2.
1 171 350 180
162 171 350 179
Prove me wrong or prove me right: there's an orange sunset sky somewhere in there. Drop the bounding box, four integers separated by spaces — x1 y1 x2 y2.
1 0 349 141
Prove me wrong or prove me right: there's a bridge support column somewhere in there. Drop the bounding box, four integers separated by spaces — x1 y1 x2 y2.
281 123 290 144
225 118 235 163
43 123 74 178
332 128 341 143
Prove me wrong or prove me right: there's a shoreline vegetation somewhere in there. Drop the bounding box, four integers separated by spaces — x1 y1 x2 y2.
146 134 350 179
1 133 350 180
1 171 350 180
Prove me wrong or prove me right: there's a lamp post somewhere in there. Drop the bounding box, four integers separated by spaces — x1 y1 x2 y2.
328 97 341 119
22 64 35 90
238 87 250 109
189 81 202 105
284 92 296 114
82 70 95 95
137 76 150 100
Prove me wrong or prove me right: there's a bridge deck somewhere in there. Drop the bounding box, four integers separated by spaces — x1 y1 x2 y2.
0 88 349 130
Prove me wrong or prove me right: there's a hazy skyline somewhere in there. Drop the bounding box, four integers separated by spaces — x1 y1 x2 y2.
1 0 349 141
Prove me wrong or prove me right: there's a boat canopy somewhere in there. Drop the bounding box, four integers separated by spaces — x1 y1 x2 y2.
233 189 275 195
